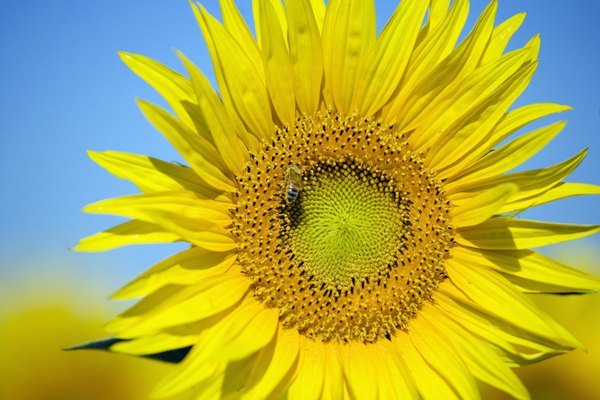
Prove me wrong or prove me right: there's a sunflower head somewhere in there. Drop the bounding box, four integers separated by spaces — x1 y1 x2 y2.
76 0 600 399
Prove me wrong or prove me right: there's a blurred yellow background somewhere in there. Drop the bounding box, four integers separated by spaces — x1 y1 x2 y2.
0 270 190 400
1 244 598 399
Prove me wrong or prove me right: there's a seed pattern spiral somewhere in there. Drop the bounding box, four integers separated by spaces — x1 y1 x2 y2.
232 112 454 343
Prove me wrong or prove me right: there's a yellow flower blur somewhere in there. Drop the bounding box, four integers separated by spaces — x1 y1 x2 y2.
77 0 600 399
0 291 188 400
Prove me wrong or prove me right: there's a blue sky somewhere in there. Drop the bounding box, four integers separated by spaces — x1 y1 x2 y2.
1 0 599 296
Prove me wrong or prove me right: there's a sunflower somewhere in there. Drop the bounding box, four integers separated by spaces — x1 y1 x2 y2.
76 0 600 398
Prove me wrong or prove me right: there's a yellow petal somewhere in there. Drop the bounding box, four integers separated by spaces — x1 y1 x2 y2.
176 93 211 145
119 52 195 128
111 332 198 356
255 0 297 124
322 0 375 113
287 337 325 400
493 103 569 144
84 192 231 224
436 288 568 365
410 309 479 400
444 103 571 180
200 358 251 400
151 330 257 398
242 327 300 400
426 0 469 61
112 247 237 300
448 149 587 198
285 0 324 115
428 0 452 30
137 100 236 192
198 7 273 142
451 245 600 294
457 217 600 250
451 183 516 227
453 121 565 185
341 342 380 399
219 0 263 79
500 182 600 214
253 0 288 48
218 354 279 400
152 345 224 398
445 257 583 350
177 52 248 175
398 0 497 146
433 60 537 177
199 297 280 362
74 220 179 252
376 342 417 398
481 12 526 64
425 49 538 169
190 3 262 155
381 0 468 123
107 272 250 337
321 345 345 400
308 0 326 33
396 331 458 399
345 341 419 399
84 191 237 252
422 307 530 400
88 150 219 195
353 0 428 115
452 0 498 75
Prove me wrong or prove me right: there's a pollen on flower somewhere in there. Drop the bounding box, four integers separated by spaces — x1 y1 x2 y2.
231 112 454 343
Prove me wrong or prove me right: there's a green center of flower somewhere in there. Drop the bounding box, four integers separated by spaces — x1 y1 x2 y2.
233 112 454 343
286 160 409 291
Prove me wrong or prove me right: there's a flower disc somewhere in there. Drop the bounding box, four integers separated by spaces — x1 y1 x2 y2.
233 112 453 343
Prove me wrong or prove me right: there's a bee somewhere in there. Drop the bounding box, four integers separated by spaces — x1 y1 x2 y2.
284 165 303 203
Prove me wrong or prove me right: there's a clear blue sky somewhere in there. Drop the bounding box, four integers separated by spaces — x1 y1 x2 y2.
1 0 599 294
